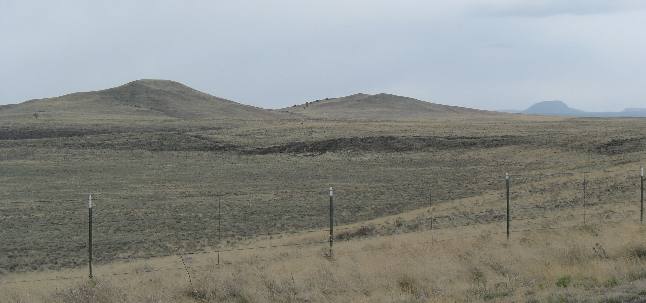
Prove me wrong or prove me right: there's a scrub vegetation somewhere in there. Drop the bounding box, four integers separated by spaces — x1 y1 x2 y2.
1 80 645 301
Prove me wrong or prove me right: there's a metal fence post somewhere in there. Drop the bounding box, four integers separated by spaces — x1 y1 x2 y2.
641 167 644 224
88 194 93 279
329 186 334 258
583 174 587 225
506 173 510 240
218 198 221 265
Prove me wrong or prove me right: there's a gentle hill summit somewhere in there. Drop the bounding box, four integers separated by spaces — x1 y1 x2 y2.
0 79 282 120
523 100 584 116
281 93 498 120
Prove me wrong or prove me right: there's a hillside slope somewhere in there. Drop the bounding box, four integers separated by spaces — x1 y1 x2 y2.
280 93 501 120
0 79 283 120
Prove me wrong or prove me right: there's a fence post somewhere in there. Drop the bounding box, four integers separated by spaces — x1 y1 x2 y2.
583 174 587 225
641 167 644 224
329 186 334 258
506 173 510 240
88 194 93 279
218 198 221 265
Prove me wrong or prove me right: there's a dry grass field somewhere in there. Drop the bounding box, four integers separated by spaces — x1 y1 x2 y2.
1 80 646 302
2 196 646 302
2 116 643 271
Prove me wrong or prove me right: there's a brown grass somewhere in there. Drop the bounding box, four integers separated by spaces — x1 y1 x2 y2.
3 206 646 302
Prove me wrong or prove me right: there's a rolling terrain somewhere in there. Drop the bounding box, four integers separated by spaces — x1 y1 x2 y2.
0 81 646 302
280 93 502 120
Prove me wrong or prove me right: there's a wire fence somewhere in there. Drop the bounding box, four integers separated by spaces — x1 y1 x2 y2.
0 167 644 286
0 211 632 285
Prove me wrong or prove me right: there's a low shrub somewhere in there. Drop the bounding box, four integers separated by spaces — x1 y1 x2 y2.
53 279 126 303
627 245 646 260
556 275 572 288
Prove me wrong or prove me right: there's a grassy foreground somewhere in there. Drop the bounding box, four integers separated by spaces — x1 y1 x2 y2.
2 201 646 303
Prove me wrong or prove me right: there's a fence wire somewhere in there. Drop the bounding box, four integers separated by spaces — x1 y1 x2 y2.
0 168 644 285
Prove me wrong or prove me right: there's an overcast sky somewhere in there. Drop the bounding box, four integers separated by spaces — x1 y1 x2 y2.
1 0 645 111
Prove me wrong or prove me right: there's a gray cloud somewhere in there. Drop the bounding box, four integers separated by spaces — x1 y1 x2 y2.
1 0 645 112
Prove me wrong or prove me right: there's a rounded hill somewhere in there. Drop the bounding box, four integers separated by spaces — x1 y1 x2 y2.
281 93 501 120
0 79 284 120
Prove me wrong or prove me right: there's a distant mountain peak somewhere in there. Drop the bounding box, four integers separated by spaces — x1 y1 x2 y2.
536 100 566 105
523 100 584 116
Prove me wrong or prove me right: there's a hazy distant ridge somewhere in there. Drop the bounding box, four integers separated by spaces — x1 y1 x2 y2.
518 100 646 117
